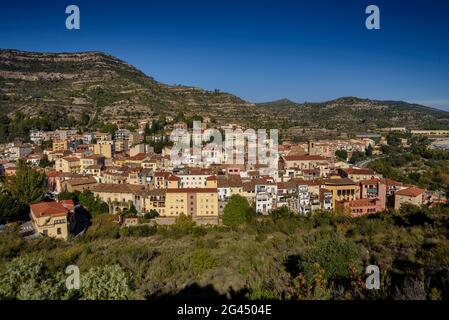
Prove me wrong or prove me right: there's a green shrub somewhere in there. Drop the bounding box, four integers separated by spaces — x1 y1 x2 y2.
119 225 156 237
222 195 250 227
299 236 362 283
188 249 216 273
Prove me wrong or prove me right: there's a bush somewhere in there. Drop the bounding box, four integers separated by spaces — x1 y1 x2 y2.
299 236 362 283
144 209 159 219
188 249 216 273
80 264 138 300
119 225 156 238
82 215 120 241
0 256 67 300
222 195 250 227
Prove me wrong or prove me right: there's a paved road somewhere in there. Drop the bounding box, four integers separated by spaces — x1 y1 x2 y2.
355 156 385 168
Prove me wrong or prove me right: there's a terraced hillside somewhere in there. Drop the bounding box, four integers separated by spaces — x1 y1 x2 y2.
0 49 255 127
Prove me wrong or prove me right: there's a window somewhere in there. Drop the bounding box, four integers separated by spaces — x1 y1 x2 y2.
57 228 62 235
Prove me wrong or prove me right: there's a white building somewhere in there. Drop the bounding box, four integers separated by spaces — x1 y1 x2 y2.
298 185 311 215
115 129 131 141
255 179 277 214
30 130 44 145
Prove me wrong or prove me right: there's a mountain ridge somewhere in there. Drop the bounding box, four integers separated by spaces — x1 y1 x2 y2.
1 49 449 140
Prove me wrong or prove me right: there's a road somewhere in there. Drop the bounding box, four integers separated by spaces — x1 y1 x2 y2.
355 156 385 168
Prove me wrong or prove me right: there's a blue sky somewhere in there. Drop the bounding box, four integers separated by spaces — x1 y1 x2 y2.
1 0 449 109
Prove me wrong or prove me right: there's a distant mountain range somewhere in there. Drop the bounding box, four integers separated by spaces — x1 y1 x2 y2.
1 49 449 133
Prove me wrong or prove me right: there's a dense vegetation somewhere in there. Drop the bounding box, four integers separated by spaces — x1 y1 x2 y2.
1 203 449 300
0 160 47 223
369 133 449 191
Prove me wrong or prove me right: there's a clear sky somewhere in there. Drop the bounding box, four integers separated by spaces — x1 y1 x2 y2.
1 0 449 109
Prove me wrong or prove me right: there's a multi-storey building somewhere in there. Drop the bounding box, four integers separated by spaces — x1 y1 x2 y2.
324 177 358 208
164 175 219 217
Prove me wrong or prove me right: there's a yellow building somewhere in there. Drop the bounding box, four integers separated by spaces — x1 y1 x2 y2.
30 200 75 240
91 183 147 213
94 141 114 158
56 157 81 173
145 189 166 215
80 155 105 173
394 187 424 210
164 176 219 217
53 140 69 151
324 178 358 207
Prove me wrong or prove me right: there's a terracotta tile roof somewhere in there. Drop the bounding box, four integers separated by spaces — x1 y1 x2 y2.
60 199 75 210
395 186 425 197
217 175 242 188
127 153 147 161
154 171 171 177
166 188 217 193
83 154 103 160
30 201 70 218
284 155 328 161
228 175 243 188
277 181 298 190
360 178 381 185
380 178 403 187
148 189 167 197
67 177 97 186
167 175 181 181
343 168 375 175
62 157 80 162
324 178 356 186
242 181 256 192
91 183 147 196
46 170 61 178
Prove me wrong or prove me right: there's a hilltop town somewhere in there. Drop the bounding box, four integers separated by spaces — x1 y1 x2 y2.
1 118 448 240
2 50 449 301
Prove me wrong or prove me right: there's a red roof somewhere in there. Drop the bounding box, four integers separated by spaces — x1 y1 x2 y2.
284 155 328 161
343 168 375 175
46 171 61 178
166 188 217 193
395 187 425 197
60 199 75 210
30 201 71 218
83 154 103 160
127 153 147 161
360 178 381 185
154 171 171 177
62 157 80 162
380 178 403 187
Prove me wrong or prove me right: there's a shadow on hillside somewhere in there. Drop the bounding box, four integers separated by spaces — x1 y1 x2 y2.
149 283 249 301
72 206 92 236
284 254 301 278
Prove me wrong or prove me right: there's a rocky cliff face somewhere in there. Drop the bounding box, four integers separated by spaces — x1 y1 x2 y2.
0 49 255 125
1 49 448 134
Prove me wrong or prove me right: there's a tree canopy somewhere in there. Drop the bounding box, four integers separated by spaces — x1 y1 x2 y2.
222 195 250 227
